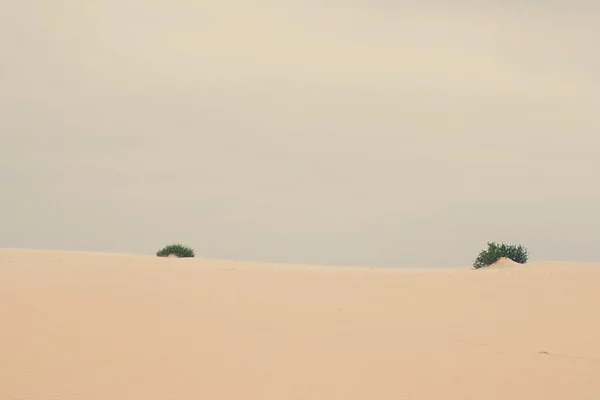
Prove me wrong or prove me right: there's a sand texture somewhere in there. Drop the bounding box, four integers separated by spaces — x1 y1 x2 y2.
1 249 599 399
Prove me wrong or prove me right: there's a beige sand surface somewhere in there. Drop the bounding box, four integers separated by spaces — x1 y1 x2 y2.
1 249 599 399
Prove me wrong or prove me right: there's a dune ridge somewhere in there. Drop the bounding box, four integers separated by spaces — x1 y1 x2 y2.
1 249 599 399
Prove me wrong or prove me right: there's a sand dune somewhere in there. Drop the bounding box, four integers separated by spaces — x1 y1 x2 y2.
482 256 525 269
1 249 599 399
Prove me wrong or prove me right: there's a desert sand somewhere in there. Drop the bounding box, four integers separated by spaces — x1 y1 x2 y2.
1 249 599 399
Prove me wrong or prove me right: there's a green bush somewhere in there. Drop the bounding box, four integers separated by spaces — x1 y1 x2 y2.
156 243 195 258
473 241 528 269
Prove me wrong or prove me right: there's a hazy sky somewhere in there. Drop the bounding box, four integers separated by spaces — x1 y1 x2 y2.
2 1 599 267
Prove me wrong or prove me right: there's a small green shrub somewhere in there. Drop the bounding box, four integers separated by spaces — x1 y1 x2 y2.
473 241 528 269
156 243 195 258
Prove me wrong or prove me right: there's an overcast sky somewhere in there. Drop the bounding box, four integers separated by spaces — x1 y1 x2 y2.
2 1 599 267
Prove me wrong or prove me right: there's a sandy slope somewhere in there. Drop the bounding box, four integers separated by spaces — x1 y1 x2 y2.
1 250 599 399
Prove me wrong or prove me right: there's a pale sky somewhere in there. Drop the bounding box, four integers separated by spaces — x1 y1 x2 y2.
2 1 599 267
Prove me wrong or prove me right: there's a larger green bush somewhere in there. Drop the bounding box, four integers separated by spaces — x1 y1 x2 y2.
473 241 528 269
